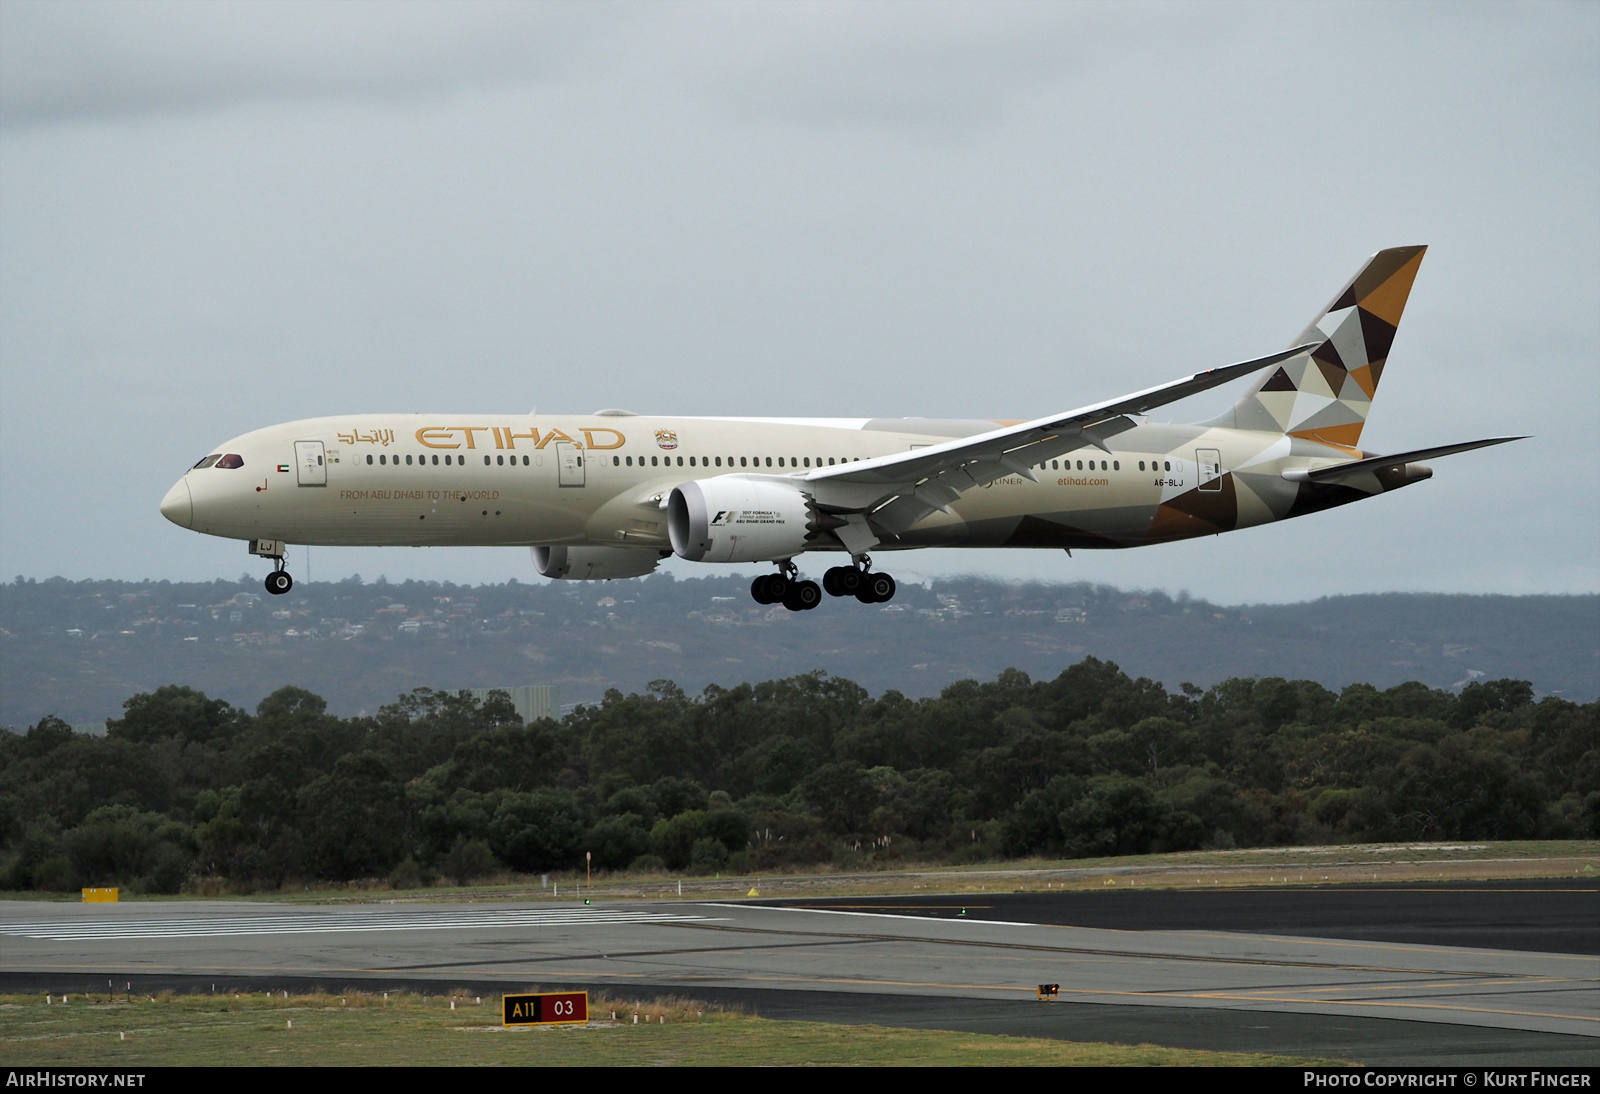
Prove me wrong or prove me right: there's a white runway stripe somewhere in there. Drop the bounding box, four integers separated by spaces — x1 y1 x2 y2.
0 908 716 941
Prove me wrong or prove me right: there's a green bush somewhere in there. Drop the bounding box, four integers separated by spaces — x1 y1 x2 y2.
1 664 1589 888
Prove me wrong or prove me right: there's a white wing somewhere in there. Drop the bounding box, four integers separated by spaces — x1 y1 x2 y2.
801 344 1316 543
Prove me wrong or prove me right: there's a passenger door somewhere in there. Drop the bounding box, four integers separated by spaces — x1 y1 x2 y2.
295 441 327 486
1196 448 1222 492
556 442 585 488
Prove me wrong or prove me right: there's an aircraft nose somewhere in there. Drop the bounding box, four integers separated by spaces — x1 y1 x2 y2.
160 479 193 528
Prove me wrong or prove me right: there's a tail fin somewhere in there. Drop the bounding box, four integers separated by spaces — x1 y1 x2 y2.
1213 245 1426 449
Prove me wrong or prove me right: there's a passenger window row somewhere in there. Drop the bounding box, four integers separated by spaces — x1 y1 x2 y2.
242 451 1176 475
363 453 524 466
1037 458 1119 471
1030 458 1175 472
358 452 869 470
611 455 861 469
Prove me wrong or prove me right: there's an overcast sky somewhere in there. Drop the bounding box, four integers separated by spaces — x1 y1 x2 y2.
1 1 1595 603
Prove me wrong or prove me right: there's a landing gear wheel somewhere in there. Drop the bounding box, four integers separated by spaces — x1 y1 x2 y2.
856 572 895 604
782 580 822 612
752 573 791 604
265 570 293 596
823 566 861 598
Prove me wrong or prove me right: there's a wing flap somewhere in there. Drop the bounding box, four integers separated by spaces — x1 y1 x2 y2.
805 344 1314 523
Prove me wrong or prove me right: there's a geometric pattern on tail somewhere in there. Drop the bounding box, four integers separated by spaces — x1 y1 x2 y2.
1226 245 1426 451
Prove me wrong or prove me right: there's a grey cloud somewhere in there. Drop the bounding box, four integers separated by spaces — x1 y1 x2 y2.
0 3 1593 598
1 0 1215 136
0 0 627 129
691 2 1214 132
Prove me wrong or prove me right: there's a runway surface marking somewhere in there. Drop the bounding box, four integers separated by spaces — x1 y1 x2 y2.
1169 992 1600 1027
0 908 720 941
673 919 1539 978
699 903 1045 929
781 889 1596 900
1163 929 1600 963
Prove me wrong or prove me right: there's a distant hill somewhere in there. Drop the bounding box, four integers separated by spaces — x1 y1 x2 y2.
1 574 1595 727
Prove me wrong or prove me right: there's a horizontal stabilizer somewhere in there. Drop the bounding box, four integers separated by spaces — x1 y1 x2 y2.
1282 436 1527 483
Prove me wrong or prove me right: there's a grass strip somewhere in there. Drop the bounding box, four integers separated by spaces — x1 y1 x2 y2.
6 839 1590 905
0 990 1343 1067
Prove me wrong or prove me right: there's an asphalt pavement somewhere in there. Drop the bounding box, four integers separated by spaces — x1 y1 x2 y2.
1 880 1593 1066
755 878 1600 954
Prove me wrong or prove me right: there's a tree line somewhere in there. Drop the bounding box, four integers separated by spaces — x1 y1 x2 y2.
2 660 1595 894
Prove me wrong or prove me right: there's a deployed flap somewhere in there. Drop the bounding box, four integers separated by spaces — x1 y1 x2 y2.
804 344 1313 533
1282 436 1526 482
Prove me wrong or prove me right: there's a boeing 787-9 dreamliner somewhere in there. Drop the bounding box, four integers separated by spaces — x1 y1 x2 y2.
160 246 1520 611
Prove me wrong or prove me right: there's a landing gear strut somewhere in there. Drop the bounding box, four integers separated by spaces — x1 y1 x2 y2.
823 556 895 604
750 560 821 612
251 538 294 596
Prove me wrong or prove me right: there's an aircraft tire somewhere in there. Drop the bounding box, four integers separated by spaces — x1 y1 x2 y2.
784 580 822 612
751 576 774 604
823 566 861 597
857 572 894 603
265 571 293 596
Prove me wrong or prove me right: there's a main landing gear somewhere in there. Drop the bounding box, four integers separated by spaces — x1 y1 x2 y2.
750 561 821 612
750 558 897 611
824 560 895 604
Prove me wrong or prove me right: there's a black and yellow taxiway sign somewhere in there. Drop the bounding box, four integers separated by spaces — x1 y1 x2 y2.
502 991 588 1026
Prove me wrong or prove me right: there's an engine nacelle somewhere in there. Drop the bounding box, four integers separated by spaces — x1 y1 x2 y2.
532 545 662 580
668 476 816 563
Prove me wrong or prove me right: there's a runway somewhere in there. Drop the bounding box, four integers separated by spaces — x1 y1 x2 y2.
1 881 1593 1065
756 879 1600 954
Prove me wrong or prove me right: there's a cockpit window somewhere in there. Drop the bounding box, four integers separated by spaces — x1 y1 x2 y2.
192 455 222 470
215 454 245 469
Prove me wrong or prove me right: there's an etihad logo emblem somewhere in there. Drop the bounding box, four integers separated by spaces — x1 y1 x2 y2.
396 426 624 451
655 429 679 450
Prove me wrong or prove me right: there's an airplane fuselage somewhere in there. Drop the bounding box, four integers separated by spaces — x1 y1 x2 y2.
162 412 1421 553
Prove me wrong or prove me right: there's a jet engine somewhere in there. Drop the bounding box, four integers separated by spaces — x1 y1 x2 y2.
532 545 663 580
668 476 821 563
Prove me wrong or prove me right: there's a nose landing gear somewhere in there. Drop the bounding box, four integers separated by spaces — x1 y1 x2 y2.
250 538 294 596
